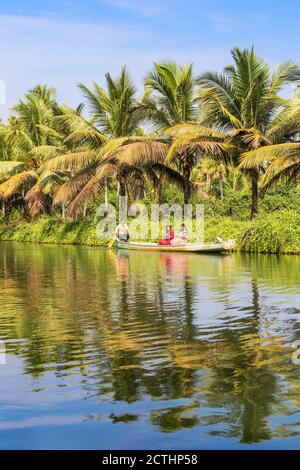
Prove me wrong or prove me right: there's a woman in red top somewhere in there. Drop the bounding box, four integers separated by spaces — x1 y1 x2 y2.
158 225 174 245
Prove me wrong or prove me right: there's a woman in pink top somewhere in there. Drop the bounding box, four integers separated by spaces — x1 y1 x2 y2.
158 225 174 245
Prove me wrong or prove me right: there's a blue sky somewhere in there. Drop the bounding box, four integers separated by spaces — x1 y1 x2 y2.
1 0 300 118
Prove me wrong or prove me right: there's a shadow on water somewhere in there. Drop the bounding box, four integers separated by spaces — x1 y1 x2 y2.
0 241 300 448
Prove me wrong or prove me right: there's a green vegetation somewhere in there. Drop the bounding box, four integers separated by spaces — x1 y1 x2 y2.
0 211 298 254
1 184 299 254
0 216 99 246
0 47 300 254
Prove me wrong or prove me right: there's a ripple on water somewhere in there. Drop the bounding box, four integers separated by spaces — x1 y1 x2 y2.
0 244 300 449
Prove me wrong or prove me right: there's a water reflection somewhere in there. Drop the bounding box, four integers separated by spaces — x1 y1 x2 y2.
0 242 300 449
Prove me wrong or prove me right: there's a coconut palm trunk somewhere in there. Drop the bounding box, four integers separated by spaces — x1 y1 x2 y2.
61 203 66 220
206 173 210 191
183 162 191 204
219 175 224 199
104 178 108 206
119 178 126 197
155 183 161 203
250 171 259 219
218 166 225 199
154 174 165 204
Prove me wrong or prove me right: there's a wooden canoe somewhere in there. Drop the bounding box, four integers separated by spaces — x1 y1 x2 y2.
116 240 225 253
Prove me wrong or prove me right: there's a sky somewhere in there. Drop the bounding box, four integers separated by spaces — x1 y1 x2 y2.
0 0 300 119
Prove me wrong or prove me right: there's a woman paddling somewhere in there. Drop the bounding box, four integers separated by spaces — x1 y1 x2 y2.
115 220 130 242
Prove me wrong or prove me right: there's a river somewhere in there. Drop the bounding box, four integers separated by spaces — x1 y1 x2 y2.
0 241 299 449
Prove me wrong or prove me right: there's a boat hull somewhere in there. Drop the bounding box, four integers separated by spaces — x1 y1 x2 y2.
116 241 225 253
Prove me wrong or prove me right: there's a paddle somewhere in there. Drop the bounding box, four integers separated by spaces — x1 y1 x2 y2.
108 237 117 249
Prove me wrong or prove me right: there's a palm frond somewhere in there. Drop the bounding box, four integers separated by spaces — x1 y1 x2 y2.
239 142 300 170
64 128 107 147
37 170 69 195
150 163 186 190
164 123 225 139
78 67 141 137
99 135 166 160
66 164 111 216
270 62 300 94
53 163 98 206
0 161 27 180
113 140 169 166
197 70 241 129
0 171 37 199
35 124 63 141
39 151 98 173
262 159 300 191
25 184 50 218
267 98 300 142
228 128 271 149
29 145 64 165
166 135 234 163
144 61 198 128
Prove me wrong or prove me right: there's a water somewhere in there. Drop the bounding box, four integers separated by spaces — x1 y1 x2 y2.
0 241 300 450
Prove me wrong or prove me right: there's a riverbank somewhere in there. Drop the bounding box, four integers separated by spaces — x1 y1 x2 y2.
0 208 299 254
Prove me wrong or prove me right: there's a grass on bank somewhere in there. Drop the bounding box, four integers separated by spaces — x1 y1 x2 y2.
0 185 299 254
0 209 299 254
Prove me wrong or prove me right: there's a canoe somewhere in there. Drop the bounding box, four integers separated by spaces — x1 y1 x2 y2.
116 240 225 253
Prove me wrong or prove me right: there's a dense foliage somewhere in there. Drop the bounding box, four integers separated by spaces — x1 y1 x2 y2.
1 48 300 253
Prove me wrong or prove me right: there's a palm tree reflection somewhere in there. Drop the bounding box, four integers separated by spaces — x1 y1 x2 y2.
0 243 299 442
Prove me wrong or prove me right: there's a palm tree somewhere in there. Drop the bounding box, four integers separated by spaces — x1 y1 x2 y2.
49 136 185 216
75 140 185 215
0 159 29 216
47 67 186 215
239 90 300 192
197 157 226 197
78 66 143 138
164 123 234 203
142 61 199 129
197 47 300 217
0 86 73 218
139 62 219 203
140 62 235 204
41 67 142 215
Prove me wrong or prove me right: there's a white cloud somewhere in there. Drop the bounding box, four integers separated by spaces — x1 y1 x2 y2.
0 13 231 120
204 12 237 32
200 8 268 33
100 0 166 17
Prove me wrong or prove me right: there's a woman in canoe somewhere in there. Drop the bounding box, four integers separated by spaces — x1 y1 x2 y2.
158 225 174 245
115 221 130 242
170 224 188 246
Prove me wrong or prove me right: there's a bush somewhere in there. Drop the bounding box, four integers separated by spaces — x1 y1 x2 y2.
203 189 251 219
1 190 299 254
241 210 300 254
204 216 248 248
0 215 101 246
262 184 300 214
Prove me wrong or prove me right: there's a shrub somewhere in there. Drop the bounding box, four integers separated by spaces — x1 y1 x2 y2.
241 210 300 254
